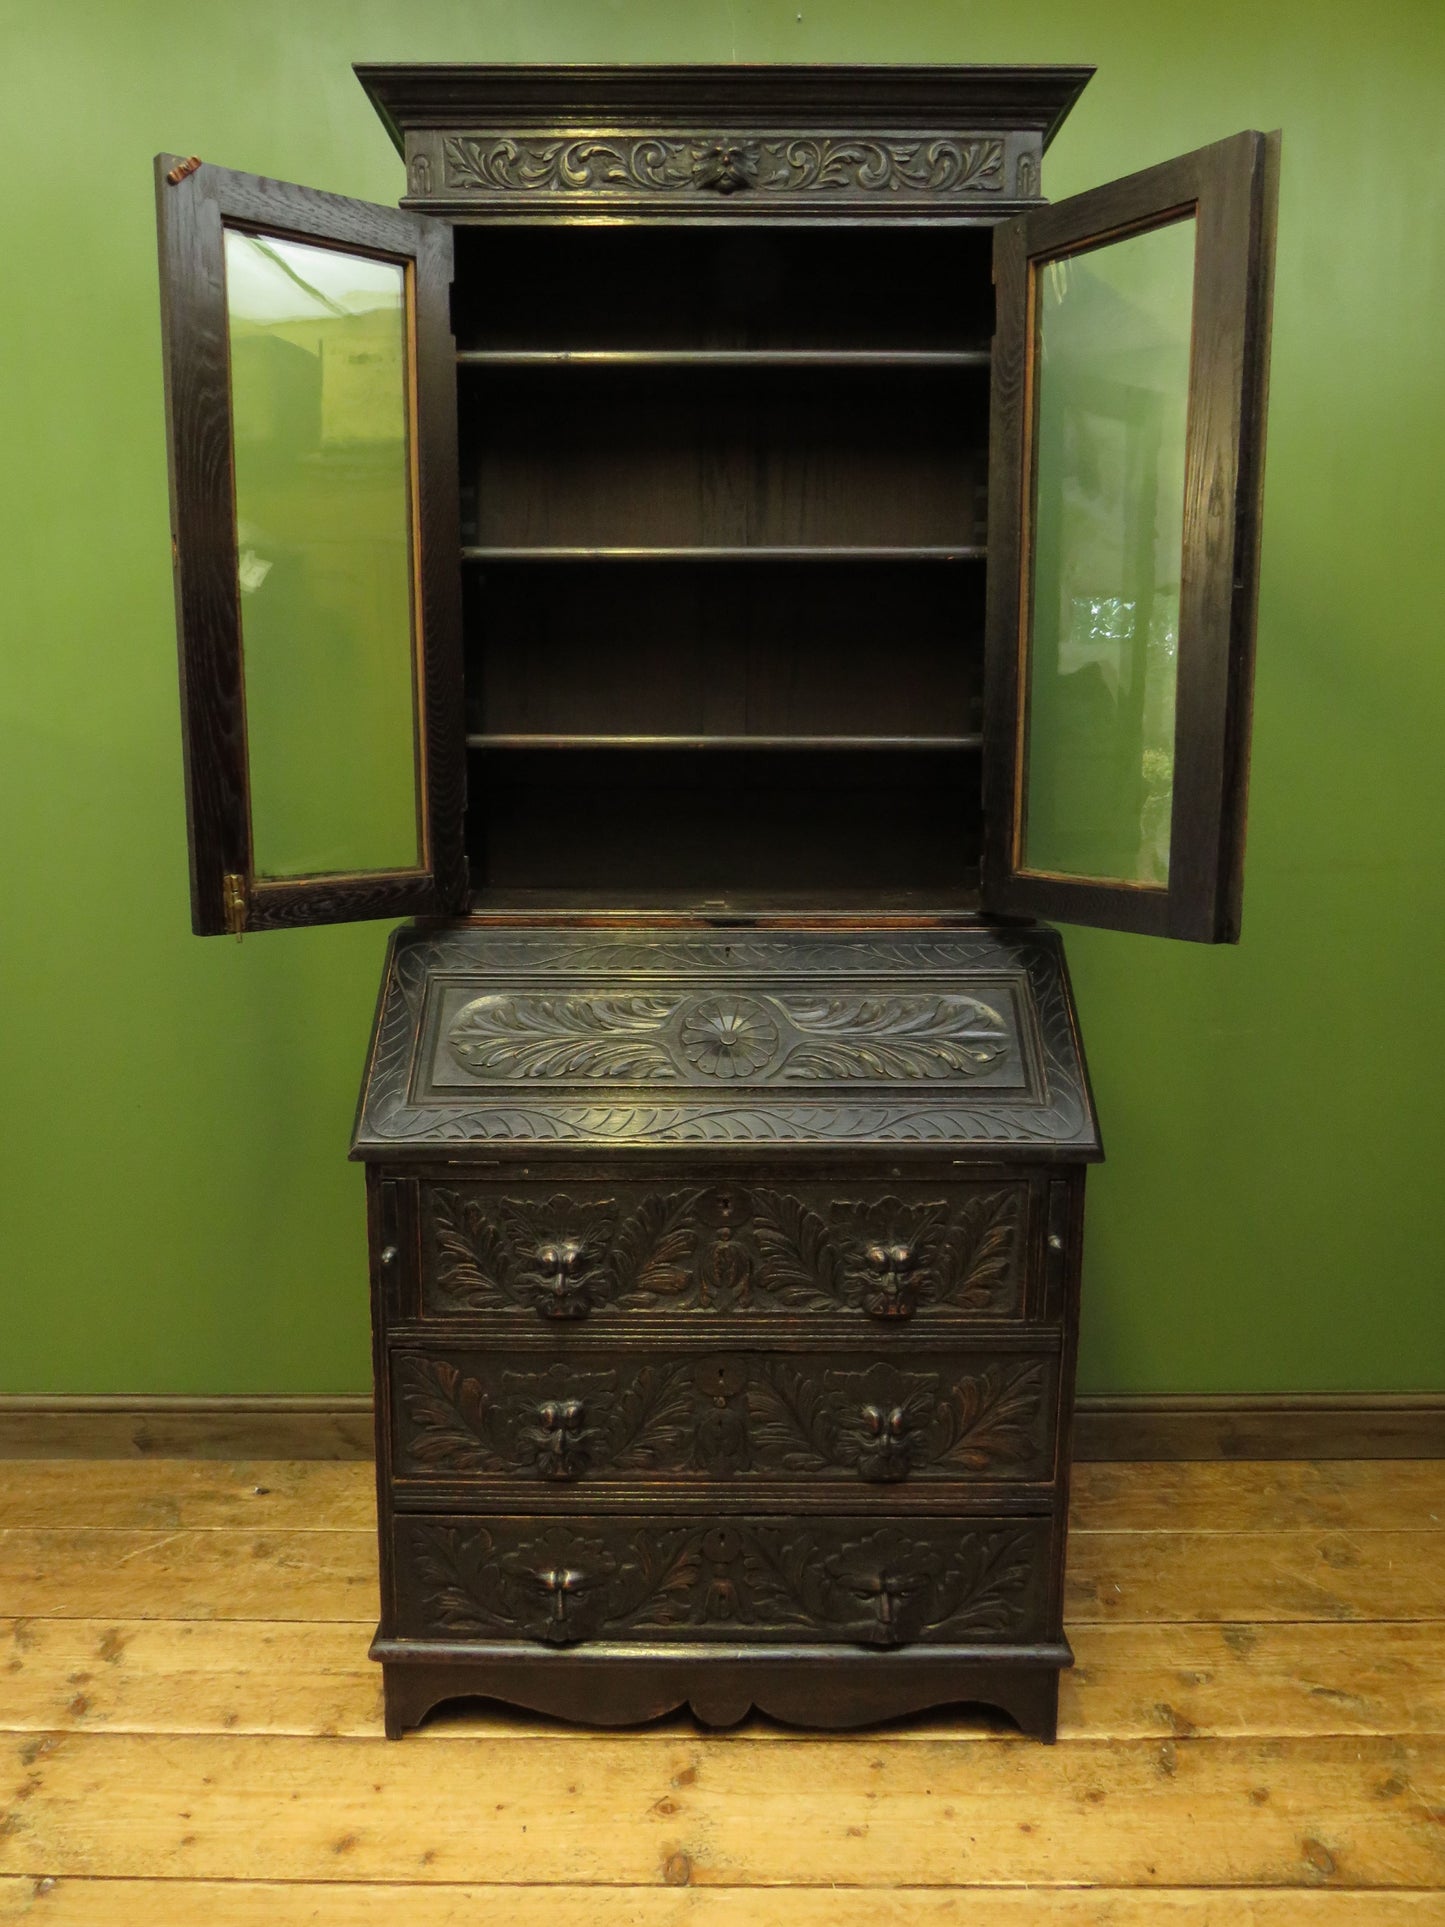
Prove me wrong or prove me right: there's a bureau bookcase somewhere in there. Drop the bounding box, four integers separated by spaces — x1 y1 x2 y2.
156 65 1278 1737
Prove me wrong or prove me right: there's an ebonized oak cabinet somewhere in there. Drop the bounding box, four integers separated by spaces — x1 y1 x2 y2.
155 64 1278 1739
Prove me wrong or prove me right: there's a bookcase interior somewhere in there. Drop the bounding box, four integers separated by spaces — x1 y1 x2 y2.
452 221 994 914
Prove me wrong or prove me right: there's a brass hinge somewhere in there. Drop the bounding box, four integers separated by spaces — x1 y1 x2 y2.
165 155 202 186
222 871 247 940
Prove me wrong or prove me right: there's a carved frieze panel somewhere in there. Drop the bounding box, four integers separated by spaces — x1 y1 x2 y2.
392 1349 1056 1484
396 1514 1049 1647
436 132 1007 201
419 1181 1029 1322
440 987 1017 1089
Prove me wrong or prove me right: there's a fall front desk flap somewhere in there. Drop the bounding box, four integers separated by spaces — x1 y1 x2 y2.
351 926 1100 1158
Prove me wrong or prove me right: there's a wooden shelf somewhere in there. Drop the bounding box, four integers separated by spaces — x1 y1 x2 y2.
458 348 991 370
468 732 983 753
462 885 984 922
462 545 986 564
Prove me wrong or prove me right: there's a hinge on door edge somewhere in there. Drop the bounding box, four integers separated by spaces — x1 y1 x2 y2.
222 871 247 940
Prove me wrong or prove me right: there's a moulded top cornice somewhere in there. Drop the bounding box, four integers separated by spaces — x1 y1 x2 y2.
355 62 1094 154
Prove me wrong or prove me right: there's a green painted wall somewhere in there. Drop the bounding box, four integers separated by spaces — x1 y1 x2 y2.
2 0 1442 1395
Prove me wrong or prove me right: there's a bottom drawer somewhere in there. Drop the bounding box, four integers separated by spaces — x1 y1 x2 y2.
391 1512 1054 1649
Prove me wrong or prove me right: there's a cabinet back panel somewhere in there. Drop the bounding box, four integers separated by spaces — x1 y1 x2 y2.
466 747 981 894
465 560 985 739
452 225 994 354
462 366 987 550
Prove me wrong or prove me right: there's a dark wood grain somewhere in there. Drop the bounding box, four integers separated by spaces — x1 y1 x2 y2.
374 1643 1067 1738
462 363 988 552
980 129 1279 942
155 159 468 934
465 735 985 752
154 154 249 935
451 224 995 355
457 348 994 368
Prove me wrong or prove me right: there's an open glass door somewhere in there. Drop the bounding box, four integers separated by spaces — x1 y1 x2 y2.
982 130 1278 941
156 157 466 934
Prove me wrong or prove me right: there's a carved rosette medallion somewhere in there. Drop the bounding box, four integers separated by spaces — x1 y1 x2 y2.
678 997 781 1078
438 132 1007 201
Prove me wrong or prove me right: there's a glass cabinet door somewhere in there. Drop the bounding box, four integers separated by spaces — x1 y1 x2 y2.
156 158 466 934
982 130 1278 941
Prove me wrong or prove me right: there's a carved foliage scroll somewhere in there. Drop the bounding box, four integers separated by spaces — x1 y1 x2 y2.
440 134 1007 200
404 1515 1043 1647
423 1184 1027 1321
445 990 1012 1087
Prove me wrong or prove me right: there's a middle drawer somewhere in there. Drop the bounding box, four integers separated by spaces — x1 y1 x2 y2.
390 1345 1059 1490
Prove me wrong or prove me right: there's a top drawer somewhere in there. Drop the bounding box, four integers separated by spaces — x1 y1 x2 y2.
413 1176 1039 1325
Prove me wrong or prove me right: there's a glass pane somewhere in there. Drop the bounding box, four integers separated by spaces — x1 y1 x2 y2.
225 229 421 879
1021 216 1195 887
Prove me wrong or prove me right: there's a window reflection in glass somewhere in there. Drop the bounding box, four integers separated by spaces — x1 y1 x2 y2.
1022 217 1195 888
225 229 422 880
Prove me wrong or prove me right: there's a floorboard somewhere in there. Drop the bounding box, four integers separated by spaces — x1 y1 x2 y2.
4 1619 1444 1741
0 1460 1440 1916
1 1880 1442 1925
4 1521 1439 1624
2 1880 1445 1927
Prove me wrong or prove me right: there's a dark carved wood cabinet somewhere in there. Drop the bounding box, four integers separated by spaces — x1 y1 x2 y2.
155 65 1278 1738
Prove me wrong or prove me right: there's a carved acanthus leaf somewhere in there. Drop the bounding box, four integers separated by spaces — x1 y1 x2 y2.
938 1186 1023 1309
748 1189 843 1309
927 1362 1049 1472
428 1189 516 1310
397 1358 500 1471
609 1190 706 1302
449 994 682 1082
745 1359 837 1472
604 1365 698 1472
440 132 1006 199
780 995 1011 1081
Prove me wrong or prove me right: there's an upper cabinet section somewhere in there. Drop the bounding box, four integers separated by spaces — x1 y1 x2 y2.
356 64 1093 219
155 159 467 935
983 130 1279 942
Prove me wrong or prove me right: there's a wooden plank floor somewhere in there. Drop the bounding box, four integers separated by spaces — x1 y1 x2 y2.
1 1461 1443 1923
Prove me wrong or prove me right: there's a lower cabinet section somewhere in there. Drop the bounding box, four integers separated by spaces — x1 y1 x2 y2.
389 1512 1054 1650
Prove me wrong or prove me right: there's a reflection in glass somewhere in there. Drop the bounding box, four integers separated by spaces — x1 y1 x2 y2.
225 229 421 879
1022 217 1195 887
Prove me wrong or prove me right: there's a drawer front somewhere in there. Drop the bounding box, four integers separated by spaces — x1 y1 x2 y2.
417 1177 1033 1325
392 1513 1052 1648
391 1346 1058 1488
